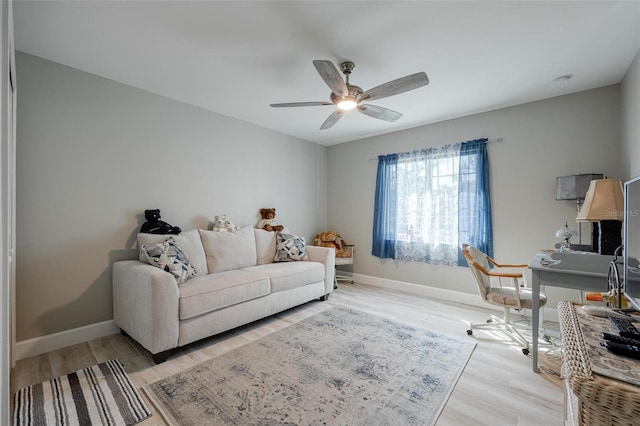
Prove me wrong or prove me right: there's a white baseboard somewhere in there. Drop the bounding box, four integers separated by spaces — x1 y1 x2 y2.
15 320 120 361
351 273 559 323
13 274 560 361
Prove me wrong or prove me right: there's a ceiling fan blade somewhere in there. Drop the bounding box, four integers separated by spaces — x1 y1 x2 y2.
313 60 348 97
270 101 333 107
357 104 403 122
320 110 344 130
361 72 429 101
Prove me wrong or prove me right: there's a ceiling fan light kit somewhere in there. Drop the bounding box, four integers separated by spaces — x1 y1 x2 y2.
337 98 358 111
270 60 429 130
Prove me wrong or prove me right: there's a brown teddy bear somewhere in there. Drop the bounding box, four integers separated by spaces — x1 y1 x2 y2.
315 230 353 257
256 208 285 232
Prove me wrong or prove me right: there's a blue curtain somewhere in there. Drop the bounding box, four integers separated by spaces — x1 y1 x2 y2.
458 138 493 266
372 154 398 258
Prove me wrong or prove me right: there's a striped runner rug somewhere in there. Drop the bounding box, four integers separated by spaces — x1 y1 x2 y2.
13 359 150 426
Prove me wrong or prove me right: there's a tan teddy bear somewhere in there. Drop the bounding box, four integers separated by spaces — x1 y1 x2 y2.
315 230 352 257
256 208 285 232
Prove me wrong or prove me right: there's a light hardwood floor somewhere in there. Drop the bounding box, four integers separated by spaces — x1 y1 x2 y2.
11 283 565 425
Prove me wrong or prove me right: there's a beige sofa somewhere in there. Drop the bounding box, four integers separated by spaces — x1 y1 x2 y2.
113 227 335 363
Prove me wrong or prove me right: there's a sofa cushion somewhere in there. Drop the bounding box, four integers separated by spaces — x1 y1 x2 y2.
243 261 324 293
199 226 257 273
138 229 208 276
141 237 197 285
254 229 276 265
178 269 270 320
274 232 309 262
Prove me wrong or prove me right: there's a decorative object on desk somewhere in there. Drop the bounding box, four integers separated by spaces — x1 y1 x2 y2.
555 221 578 252
585 291 606 302
539 256 560 267
576 178 624 255
556 173 603 250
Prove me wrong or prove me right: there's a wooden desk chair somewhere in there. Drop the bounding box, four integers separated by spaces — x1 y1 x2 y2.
461 243 548 355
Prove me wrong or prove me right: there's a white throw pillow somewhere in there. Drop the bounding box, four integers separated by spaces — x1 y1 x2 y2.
254 229 277 265
141 237 197 285
199 226 257 273
274 232 309 262
138 229 208 275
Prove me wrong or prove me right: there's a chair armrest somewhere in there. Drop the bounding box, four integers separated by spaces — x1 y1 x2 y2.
486 270 523 279
473 262 523 279
488 258 528 269
113 260 179 355
306 246 335 295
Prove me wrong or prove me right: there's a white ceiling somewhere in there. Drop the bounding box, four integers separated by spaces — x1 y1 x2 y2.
12 0 640 146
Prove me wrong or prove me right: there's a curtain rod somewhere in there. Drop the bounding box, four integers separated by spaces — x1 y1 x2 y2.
368 137 503 162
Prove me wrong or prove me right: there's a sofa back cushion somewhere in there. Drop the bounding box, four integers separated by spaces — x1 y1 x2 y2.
254 229 276 265
199 226 257 273
138 229 208 275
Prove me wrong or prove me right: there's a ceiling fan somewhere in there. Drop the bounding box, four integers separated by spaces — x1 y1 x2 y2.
270 60 429 130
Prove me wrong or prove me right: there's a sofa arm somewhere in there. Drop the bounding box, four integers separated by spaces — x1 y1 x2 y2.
113 260 179 355
306 246 335 295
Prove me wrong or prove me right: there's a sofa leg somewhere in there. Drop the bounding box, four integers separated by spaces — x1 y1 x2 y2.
319 293 331 301
152 349 172 364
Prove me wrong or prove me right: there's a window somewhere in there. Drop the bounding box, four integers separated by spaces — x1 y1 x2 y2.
372 138 493 266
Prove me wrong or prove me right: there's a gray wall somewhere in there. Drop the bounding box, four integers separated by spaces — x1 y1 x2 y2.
15 46 639 342
622 49 640 178
327 86 622 306
15 52 328 341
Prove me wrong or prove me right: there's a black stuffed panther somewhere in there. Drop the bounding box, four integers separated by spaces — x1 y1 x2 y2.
140 209 181 235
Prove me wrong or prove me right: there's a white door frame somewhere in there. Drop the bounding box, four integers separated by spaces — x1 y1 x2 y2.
1 0 16 422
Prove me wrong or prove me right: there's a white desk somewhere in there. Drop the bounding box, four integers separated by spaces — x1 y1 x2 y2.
528 252 612 373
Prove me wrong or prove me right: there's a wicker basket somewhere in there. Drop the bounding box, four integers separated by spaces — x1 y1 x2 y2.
558 301 640 425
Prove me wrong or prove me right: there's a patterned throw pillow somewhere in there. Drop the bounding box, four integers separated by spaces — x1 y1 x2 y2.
274 232 309 262
141 237 197 285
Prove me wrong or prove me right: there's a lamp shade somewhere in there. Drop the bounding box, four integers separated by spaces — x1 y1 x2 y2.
576 178 624 222
556 173 603 200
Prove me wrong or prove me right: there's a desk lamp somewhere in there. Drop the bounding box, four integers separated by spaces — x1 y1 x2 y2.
556 173 603 249
576 178 624 255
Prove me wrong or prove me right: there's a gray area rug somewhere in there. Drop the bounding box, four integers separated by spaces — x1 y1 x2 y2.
13 359 151 426
144 306 476 425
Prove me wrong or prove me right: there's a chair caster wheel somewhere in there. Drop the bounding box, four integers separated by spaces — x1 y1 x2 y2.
467 330 473 335
522 348 530 355
486 319 493 323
